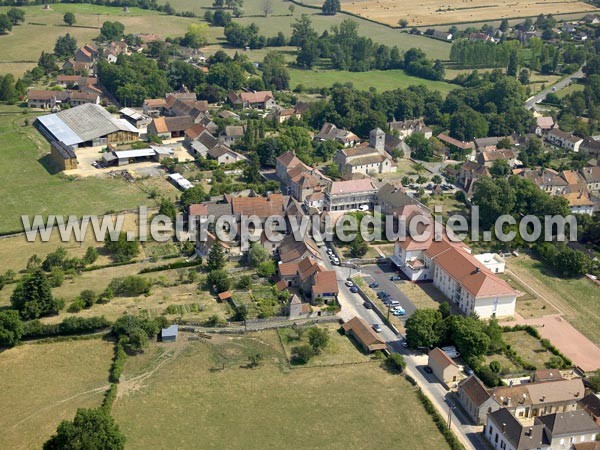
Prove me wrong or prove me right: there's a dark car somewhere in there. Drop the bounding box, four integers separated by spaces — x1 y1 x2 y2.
423 366 433 374
377 291 389 299
390 275 402 281
368 282 379 288
350 286 359 293
363 301 373 309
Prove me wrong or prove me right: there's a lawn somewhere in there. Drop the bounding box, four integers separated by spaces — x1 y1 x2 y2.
499 271 559 319
397 282 449 310
0 338 113 450
503 330 554 370
556 81 585 99
289 68 458 95
278 323 375 366
0 111 151 234
507 254 600 346
0 4 206 76
112 334 450 449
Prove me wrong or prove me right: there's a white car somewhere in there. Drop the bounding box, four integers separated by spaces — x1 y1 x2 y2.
344 280 354 287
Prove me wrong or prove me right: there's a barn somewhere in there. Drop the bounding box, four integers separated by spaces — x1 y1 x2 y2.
161 325 178 342
36 103 139 148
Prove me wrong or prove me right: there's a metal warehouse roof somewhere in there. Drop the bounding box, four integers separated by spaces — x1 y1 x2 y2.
37 103 139 145
113 149 156 159
119 107 144 121
161 324 178 338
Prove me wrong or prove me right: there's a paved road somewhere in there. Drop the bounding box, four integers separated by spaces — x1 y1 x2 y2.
320 247 490 450
524 68 584 110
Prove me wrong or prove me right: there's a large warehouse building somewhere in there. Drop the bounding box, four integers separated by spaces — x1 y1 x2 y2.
36 103 139 148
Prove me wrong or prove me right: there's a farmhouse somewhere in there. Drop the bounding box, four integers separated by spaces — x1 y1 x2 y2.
388 118 432 140
477 148 518 168
227 90 276 110
147 116 194 139
207 144 246 165
119 107 149 128
325 179 378 212
547 129 583 152
220 125 245 146
36 103 139 148
342 317 386 353
315 122 359 147
276 151 330 202
437 133 475 156
74 43 98 63
536 410 599 448
143 98 167 117
27 89 100 110
428 347 461 389
534 116 556 136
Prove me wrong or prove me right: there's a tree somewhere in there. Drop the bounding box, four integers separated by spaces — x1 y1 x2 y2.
207 269 231 292
450 316 490 360
248 242 270 267
472 177 515 229
262 0 273 17
0 310 23 347
322 0 340 15
256 260 276 277
207 242 226 272
307 327 329 353
499 19 509 32
587 369 600 393
490 159 511 177
0 14 13 34
44 408 126 450
38 52 58 74
489 360 502 373
261 51 290 90
386 353 406 372
54 34 78 59
79 290 98 308
438 302 450 319
288 4 295 15
405 309 442 349
518 68 530 85
182 23 208 49
398 19 408 28
179 185 207 208
158 198 177 221
104 232 139 263
83 246 99 265
292 344 313 364
11 269 60 320
7 8 25 25
126 327 149 353
0 74 18 103
349 234 368 257
100 21 125 42
63 12 76 26
507 50 518 77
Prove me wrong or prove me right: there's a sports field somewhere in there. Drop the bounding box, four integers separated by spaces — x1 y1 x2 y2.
0 338 113 450
112 333 450 449
326 0 596 27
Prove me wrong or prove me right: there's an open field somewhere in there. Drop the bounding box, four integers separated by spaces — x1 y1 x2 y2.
166 0 451 59
0 4 205 76
112 333 450 449
503 330 554 369
500 271 559 319
506 254 600 346
278 323 375 366
556 81 586 98
289 68 458 94
331 0 596 28
0 338 113 450
0 110 154 234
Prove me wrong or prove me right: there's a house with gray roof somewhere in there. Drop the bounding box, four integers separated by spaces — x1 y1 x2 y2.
536 410 599 449
485 408 546 450
457 375 498 424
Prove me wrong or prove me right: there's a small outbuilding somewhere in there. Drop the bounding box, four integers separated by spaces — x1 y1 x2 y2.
161 324 178 342
428 347 461 389
342 316 386 353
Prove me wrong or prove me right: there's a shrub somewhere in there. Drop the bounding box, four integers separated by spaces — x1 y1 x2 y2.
386 353 407 373
292 345 314 364
22 316 111 339
68 298 85 313
108 276 151 297
109 342 127 383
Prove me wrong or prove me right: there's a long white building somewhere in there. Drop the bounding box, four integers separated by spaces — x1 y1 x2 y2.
393 235 517 318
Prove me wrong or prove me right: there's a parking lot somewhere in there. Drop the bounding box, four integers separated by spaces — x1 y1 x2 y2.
359 262 417 317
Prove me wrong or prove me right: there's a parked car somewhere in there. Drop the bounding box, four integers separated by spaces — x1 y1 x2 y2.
377 291 389 299
390 275 402 281
423 366 433 374
344 280 354 287
363 301 373 309
392 310 405 317
372 323 382 333
368 282 379 288
464 367 474 376
349 286 359 293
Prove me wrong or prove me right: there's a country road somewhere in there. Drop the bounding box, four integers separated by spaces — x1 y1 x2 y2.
524 68 584 110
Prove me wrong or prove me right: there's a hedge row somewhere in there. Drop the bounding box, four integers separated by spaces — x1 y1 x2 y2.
102 384 118 413
139 259 202 274
540 338 573 367
23 316 111 339
83 260 137 272
109 342 127 384
416 389 465 450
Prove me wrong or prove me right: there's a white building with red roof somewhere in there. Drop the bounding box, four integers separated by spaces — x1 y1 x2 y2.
394 234 517 318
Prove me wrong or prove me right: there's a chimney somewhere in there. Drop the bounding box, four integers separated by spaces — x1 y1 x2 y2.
541 395 546 402
526 427 533 437
507 397 512 406
502 423 506 433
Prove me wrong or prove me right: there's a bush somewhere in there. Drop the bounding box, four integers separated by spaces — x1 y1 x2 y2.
138 259 202 274
102 384 118 413
386 353 407 373
108 276 151 297
80 290 97 308
292 345 314 364
109 342 127 383
68 298 85 313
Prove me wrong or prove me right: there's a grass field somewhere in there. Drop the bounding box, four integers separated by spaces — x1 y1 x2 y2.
507 255 600 346
556 81 586 98
166 0 451 59
0 4 207 76
0 338 113 450
503 330 554 369
500 271 559 319
112 333 450 449
333 0 596 27
289 68 458 94
0 110 151 234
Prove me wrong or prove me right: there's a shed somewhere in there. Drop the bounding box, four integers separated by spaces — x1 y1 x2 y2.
342 316 386 353
161 324 178 342
428 347 461 389
217 291 232 302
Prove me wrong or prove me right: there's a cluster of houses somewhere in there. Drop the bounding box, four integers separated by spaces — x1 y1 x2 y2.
445 368 600 450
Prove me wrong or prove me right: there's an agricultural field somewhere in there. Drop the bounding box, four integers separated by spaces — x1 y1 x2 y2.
0 4 205 76
327 0 596 28
0 110 152 234
165 0 451 58
507 255 600 346
112 333 450 449
0 338 113 450
289 68 458 94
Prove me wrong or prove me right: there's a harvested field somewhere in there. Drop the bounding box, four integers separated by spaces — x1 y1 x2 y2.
338 0 596 27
